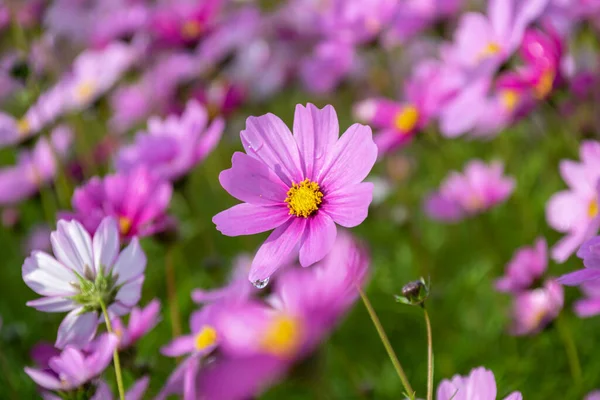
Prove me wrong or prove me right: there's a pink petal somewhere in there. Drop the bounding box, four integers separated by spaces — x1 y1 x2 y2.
249 218 307 282
92 217 119 274
241 113 302 186
22 252 79 296
26 297 76 312
116 275 144 307
504 392 523 400
126 376 150 400
219 152 288 205
574 298 600 318
161 335 195 357
113 237 146 285
558 268 600 286
322 182 373 228
56 308 98 349
545 191 586 233
299 213 337 267
318 123 377 192
24 368 62 390
51 220 94 276
213 203 291 237
292 104 338 180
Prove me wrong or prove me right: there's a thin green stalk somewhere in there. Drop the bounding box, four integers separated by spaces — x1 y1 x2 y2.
555 315 583 388
99 300 126 400
165 245 182 338
423 307 434 400
356 285 415 399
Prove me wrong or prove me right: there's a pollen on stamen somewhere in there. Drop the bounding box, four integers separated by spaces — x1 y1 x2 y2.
16 118 30 136
589 198 598 218
261 315 302 358
181 20 202 40
285 178 324 218
195 325 218 351
394 105 419 134
75 80 95 101
118 216 133 236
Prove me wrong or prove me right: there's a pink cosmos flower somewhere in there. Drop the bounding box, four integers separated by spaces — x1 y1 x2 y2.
23 217 147 348
443 0 550 73
0 127 72 206
546 141 600 263
299 40 356 94
25 333 118 392
510 279 563 335
437 366 523 400
116 100 224 181
62 167 173 240
213 103 377 282
111 299 161 350
424 160 515 222
151 0 223 46
495 238 548 293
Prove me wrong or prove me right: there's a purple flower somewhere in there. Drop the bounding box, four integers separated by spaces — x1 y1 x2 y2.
23 217 147 348
558 235 600 286
546 141 600 263
116 100 224 181
23 224 52 255
586 390 600 400
424 160 515 222
510 279 563 336
299 40 355 94
213 103 377 282
151 0 223 46
94 377 150 400
62 167 173 240
573 280 600 318
437 366 523 400
495 238 547 293
25 333 118 392
111 299 161 350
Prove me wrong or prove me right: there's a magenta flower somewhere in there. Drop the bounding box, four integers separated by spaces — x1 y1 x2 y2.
151 0 222 46
213 103 377 282
510 279 563 336
62 167 173 240
299 40 355 94
437 366 523 400
546 141 600 262
23 217 147 348
495 238 547 293
424 160 515 222
354 97 424 154
111 299 161 350
116 100 224 181
25 333 118 392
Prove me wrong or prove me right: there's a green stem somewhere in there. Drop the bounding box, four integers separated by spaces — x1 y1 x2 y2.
165 245 182 338
99 300 126 400
423 307 434 400
356 285 415 399
555 315 583 388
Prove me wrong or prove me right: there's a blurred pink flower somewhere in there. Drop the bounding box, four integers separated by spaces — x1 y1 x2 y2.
25 333 118 392
510 279 563 335
111 299 161 350
23 217 146 348
546 140 600 263
437 366 523 400
586 390 600 400
213 103 376 282
424 160 515 222
495 238 548 293
62 167 173 240
558 235 600 286
151 0 223 46
573 280 600 318
299 40 355 94
23 224 52 255
116 100 224 181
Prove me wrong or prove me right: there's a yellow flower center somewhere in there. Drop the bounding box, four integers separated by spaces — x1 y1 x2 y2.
394 105 419 134
181 20 202 40
534 70 554 99
261 315 302 358
478 42 501 60
118 216 132 236
285 179 323 218
194 325 218 351
16 118 30 136
589 198 598 218
501 90 519 111
75 80 95 102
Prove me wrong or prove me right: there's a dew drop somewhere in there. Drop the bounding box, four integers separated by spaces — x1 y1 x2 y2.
252 277 270 289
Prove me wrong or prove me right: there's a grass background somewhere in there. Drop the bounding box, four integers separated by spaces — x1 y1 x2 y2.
0 48 599 400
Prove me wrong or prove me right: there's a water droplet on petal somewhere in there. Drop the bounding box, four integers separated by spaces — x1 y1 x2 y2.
252 277 270 289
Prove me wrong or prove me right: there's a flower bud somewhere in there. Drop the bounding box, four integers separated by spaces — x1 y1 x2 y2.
395 278 429 306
